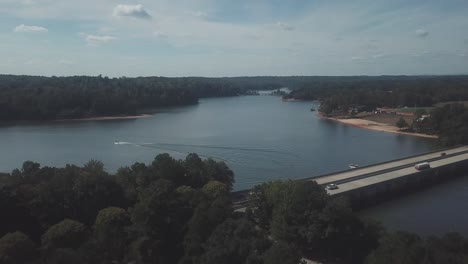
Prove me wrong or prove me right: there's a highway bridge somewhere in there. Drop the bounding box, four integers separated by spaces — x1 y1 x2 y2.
233 146 468 210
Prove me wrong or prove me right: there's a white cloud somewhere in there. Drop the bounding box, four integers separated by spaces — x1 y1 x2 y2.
276 22 295 31
351 56 364 61
412 51 430 57
154 31 168 38
185 10 207 18
113 4 151 19
82 34 116 46
415 29 429 38
58 60 75 65
372 53 386 59
14 24 48 33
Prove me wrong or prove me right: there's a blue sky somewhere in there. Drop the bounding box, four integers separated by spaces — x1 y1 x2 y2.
0 0 467 77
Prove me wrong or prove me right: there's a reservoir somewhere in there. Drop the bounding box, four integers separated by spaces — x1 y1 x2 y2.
5 94 468 236
0 95 434 191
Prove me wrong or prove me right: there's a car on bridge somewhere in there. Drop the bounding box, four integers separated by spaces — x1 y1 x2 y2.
415 162 431 170
326 183 339 190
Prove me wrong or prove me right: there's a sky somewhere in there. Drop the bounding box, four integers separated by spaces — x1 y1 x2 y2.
0 0 467 77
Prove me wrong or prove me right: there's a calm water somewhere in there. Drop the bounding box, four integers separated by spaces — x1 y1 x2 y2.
0 95 434 190
5 95 468 235
361 175 468 236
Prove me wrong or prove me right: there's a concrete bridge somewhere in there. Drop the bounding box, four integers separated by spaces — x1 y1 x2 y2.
313 145 468 207
233 146 468 210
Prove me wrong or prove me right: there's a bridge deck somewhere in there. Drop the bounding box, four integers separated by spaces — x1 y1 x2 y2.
319 146 468 195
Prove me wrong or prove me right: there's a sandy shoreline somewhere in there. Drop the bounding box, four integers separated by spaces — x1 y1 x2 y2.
55 114 153 122
319 115 438 139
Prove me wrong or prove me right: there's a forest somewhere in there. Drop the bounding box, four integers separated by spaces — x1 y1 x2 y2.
2 74 468 145
0 75 306 121
4 74 468 122
281 75 468 146
1 156 468 264
0 75 246 121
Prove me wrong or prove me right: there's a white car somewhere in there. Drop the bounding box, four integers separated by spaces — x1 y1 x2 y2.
326 183 338 190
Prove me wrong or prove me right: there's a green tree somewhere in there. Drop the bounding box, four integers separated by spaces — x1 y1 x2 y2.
151 154 186 186
203 159 235 190
45 248 84 264
202 181 228 199
131 179 189 263
261 241 302 264
366 231 425 264
0 231 36 264
396 117 409 128
181 192 232 262
71 162 126 225
184 153 208 188
94 207 131 262
268 181 329 245
423 232 468 264
41 219 89 250
200 218 270 264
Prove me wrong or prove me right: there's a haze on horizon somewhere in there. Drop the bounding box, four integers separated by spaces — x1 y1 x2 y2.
0 0 467 77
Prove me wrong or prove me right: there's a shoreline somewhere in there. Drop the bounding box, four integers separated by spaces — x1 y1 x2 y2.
318 114 438 139
55 114 153 122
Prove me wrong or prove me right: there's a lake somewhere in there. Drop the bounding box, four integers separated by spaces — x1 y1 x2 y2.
0 95 435 191
360 175 468 236
8 94 468 236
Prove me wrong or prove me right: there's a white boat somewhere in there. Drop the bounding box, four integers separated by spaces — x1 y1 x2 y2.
349 163 359 169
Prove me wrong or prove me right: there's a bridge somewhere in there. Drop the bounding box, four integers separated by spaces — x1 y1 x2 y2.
310 146 468 201
233 146 468 210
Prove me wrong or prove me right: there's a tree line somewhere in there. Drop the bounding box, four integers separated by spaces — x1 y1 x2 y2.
280 75 468 146
5 74 468 122
1 156 468 263
286 75 468 105
0 75 273 121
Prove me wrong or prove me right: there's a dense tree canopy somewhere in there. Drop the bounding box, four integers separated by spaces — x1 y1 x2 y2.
1 155 467 263
0 155 294 263
286 75 468 106
248 180 382 263
366 231 468 264
3 74 468 123
0 75 254 121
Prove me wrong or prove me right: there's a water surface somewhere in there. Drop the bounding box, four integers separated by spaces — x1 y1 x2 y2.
360 175 468 236
0 95 434 190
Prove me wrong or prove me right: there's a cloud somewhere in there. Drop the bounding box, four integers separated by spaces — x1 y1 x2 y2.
58 60 75 65
351 56 365 62
276 22 295 31
82 34 116 46
372 53 386 59
113 4 151 19
412 51 430 57
185 10 207 18
415 29 429 38
154 31 168 38
14 24 48 33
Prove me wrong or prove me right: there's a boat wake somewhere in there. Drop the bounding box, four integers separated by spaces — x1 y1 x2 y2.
114 141 131 145
113 140 299 163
